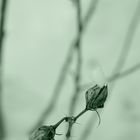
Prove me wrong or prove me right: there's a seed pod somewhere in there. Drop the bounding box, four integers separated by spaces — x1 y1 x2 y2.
29 125 56 140
85 84 108 110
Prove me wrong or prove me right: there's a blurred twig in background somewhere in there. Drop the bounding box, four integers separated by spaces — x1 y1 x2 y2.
66 1 99 138
80 62 140 91
68 0 99 115
30 0 140 139
111 1 140 78
108 62 140 82
69 0 99 115
83 0 98 28
30 0 99 134
65 1 101 139
30 46 74 133
68 0 83 119
80 1 140 140
0 0 8 139
80 63 140 140
66 0 82 139
0 0 7 52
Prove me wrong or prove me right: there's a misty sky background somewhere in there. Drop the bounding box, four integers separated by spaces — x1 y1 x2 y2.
2 0 140 140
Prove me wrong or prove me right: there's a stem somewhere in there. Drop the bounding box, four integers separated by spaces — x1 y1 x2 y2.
66 1 82 139
74 108 87 121
31 0 99 135
53 117 67 129
69 0 82 119
53 109 88 130
30 46 74 133
81 1 140 139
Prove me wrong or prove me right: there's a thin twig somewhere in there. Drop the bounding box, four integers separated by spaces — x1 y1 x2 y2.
30 46 74 133
74 108 87 121
53 117 67 129
83 0 98 28
30 0 99 134
68 0 99 117
80 1 140 140
66 0 83 139
66 0 99 138
80 62 140 91
66 108 87 139
108 62 140 82
80 63 140 140
0 0 7 52
0 0 8 139
69 0 83 117
111 1 140 77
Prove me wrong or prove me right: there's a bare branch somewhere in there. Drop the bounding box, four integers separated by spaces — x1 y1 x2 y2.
30 0 99 134
83 0 98 28
69 0 83 118
80 62 140 91
111 1 140 76
30 46 74 133
66 0 99 138
68 0 99 115
108 62 140 82
0 0 8 139
0 0 7 52
66 0 83 139
79 62 140 140
80 1 140 139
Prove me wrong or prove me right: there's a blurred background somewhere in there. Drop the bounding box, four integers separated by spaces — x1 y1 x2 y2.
1 0 140 140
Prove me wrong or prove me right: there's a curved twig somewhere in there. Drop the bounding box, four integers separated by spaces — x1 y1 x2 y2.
80 1 140 140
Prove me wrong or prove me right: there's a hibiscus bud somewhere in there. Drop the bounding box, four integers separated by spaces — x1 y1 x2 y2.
85 84 108 111
29 125 56 140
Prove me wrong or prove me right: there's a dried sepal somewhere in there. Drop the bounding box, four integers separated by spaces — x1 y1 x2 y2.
85 84 108 125
29 125 56 140
85 84 108 110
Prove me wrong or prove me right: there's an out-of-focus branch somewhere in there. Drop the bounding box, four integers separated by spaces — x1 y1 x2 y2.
0 0 7 57
30 46 74 133
30 0 99 134
66 0 82 139
80 1 140 140
68 0 99 115
111 1 140 77
108 62 140 82
66 0 99 138
83 0 98 28
0 0 8 139
80 62 140 91
69 0 83 119
79 62 140 140
0 0 8 138
78 62 140 140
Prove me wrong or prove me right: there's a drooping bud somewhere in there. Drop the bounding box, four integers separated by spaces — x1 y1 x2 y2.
29 125 56 140
85 84 108 111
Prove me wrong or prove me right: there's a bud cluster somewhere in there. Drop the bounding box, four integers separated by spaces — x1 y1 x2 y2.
29 84 108 140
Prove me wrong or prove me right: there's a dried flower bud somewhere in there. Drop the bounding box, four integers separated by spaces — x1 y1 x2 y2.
29 125 56 140
85 84 108 110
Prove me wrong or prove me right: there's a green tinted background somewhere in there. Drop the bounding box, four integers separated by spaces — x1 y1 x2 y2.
2 0 140 140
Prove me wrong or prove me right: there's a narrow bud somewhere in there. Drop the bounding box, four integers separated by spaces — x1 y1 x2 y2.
29 125 56 140
85 84 108 110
